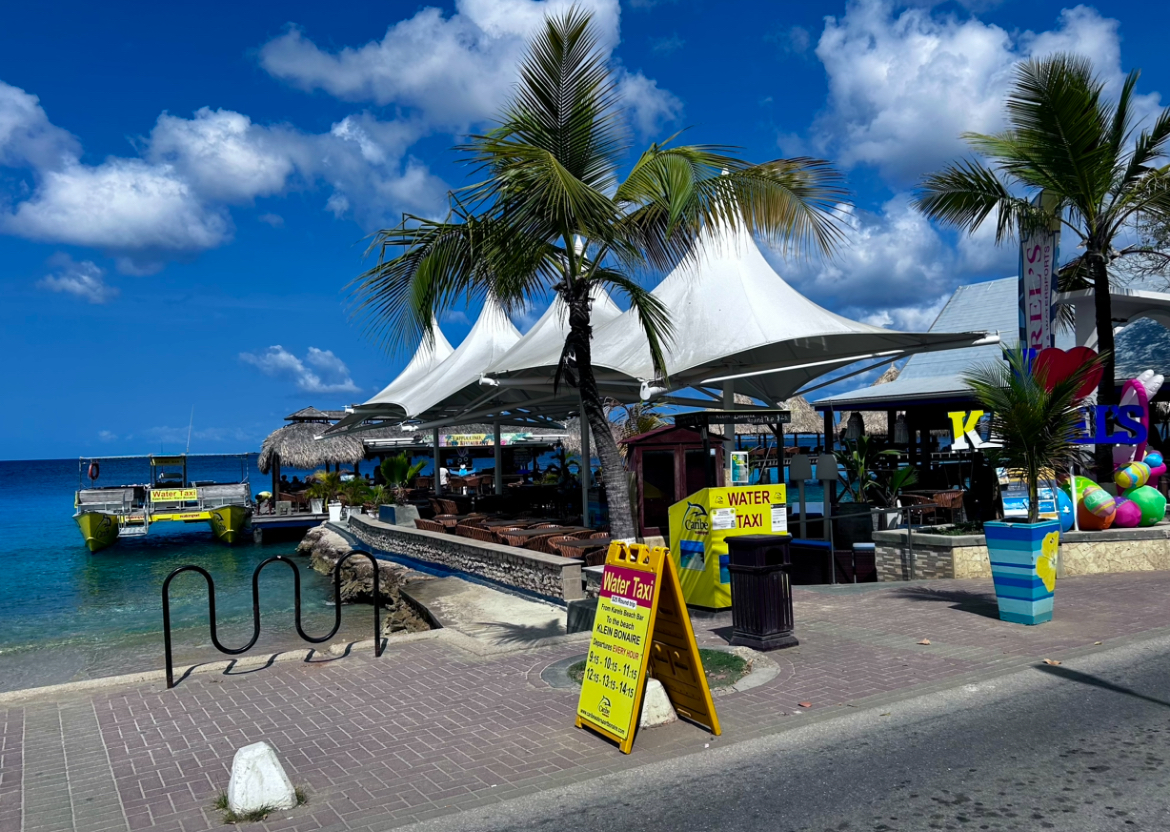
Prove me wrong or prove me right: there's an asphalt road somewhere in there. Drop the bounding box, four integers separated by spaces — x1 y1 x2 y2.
405 634 1170 832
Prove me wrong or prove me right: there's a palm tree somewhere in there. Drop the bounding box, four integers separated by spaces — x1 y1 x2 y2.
350 8 847 538
916 54 1170 481
964 346 1106 524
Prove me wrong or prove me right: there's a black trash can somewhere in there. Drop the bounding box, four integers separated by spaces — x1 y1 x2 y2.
726 534 799 651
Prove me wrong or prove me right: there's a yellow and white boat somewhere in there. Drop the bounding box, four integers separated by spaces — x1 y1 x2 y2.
74 454 253 551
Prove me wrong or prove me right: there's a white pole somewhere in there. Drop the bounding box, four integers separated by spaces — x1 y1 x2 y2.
723 379 735 484
493 420 503 495
433 428 442 495
579 390 591 527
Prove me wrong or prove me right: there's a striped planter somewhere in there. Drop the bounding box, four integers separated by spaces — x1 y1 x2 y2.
983 520 1060 625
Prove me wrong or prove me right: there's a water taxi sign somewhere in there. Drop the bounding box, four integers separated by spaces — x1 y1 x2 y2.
576 542 720 754
150 488 198 502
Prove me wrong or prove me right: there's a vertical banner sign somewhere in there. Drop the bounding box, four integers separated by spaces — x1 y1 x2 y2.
576 543 720 754
1018 191 1060 357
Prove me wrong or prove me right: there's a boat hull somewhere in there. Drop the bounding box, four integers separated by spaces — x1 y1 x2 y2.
76 512 120 552
208 504 249 545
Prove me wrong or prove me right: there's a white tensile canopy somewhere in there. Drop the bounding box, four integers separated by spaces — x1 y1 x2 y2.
363 318 454 411
333 225 996 433
330 296 522 433
482 226 996 412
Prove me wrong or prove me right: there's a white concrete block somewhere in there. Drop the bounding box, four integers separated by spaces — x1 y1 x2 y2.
228 742 297 813
639 678 678 728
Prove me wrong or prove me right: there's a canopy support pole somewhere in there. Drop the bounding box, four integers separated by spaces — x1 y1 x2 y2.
272 455 280 505
493 420 503 495
433 428 442 495
723 380 735 485
579 390 590 528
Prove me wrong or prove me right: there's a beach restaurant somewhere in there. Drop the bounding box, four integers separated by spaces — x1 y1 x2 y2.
328 226 995 531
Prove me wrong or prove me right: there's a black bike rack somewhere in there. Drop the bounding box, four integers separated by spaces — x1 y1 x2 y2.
162 550 384 689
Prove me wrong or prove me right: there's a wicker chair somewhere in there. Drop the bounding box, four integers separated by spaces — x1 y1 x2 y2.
566 529 595 540
525 533 563 555
414 518 446 533
584 549 608 567
491 525 526 545
531 522 564 530
438 498 461 515
456 524 497 543
433 513 461 530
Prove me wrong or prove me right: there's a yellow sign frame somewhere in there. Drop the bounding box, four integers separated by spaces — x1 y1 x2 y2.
150 488 198 502
576 542 721 754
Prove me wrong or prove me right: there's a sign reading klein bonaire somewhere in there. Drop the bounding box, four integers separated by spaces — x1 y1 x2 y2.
576 542 720 754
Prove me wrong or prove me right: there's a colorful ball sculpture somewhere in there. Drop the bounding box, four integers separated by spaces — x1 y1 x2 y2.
1126 486 1167 526
1080 485 1117 519
1115 461 1152 491
1061 476 1100 499
1146 450 1165 469
1056 488 1075 533
1113 498 1143 528
1077 503 1116 531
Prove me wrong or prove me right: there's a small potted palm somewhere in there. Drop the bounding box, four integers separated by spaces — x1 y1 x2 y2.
964 346 1105 625
836 436 900 546
307 471 344 521
378 453 427 526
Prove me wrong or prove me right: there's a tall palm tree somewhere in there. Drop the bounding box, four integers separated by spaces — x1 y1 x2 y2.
916 54 1170 481
350 8 847 539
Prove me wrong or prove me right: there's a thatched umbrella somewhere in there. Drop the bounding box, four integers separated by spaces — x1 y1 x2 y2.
258 422 367 499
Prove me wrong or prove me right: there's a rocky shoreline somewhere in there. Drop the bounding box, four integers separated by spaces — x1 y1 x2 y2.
295 525 432 636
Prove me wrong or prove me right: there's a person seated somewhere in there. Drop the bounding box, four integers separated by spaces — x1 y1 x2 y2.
290 476 303 491
280 475 290 490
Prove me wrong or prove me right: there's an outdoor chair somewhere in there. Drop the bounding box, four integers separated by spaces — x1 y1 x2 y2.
547 535 579 557
589 531 609 539
490 525 525 544
438 498 461 515
583 550 609 567
433 513 461 530
414 518 446 533
897 495 940 526
931 490 966 524
456 524 496 543
532 522 564 529
524 533 562 555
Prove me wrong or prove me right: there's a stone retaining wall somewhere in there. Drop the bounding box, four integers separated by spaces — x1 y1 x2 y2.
346 514 584 603
873 523 1170 581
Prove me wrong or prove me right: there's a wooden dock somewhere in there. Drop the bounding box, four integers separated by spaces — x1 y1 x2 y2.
251 512 328 543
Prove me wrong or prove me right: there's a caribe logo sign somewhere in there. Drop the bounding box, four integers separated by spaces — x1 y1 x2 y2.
682 502 709 535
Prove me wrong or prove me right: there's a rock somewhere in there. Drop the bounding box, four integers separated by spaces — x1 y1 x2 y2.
227 742 296 813
294 523 431 635
639 679 678 728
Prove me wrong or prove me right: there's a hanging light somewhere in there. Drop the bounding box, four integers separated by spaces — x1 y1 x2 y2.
894 413 909 445
845 411 864 441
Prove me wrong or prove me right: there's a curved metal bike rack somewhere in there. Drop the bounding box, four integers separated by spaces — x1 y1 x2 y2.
162 550 384 689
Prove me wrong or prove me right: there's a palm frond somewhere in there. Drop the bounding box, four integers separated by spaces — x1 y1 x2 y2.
915 158 1028 242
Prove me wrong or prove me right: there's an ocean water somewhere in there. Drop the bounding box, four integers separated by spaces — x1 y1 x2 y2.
0 457 371 693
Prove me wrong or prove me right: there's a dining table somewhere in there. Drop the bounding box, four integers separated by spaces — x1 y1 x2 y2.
496 526 592 546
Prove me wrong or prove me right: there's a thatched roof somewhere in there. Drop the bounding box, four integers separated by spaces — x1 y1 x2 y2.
259 422 365 473
285 406 348 422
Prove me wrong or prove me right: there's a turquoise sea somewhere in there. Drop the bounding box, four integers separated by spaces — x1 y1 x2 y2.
0 457 371 693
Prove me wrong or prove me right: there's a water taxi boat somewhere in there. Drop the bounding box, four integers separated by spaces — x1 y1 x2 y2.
74 454 252 552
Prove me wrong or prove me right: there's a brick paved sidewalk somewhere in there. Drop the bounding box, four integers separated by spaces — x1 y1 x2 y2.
7 571 1170 832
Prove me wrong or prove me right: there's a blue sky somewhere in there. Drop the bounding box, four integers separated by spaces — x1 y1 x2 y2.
1 0 1166 460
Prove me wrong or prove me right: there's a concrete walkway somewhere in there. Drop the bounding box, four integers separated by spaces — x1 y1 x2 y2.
8 571 1170 832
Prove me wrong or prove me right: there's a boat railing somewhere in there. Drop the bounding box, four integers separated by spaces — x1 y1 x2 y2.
161 550 384 689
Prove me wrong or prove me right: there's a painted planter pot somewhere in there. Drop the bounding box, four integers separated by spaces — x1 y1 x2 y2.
984 520 1060 625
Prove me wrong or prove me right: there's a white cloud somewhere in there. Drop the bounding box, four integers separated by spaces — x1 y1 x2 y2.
0 80 79 170
37 253 118 304
258 213 284 227
649 33 684 56
8 159 231 254
258 0 676 138
773 193 1018 331
260 1 620 123
239 345 359 394
805 1 1156 186
98 429 117 442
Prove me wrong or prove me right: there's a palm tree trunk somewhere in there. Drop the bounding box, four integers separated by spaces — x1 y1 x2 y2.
1090 250 1116 483
566 294 636 539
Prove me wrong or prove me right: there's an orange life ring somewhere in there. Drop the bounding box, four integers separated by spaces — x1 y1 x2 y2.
88 461 100 480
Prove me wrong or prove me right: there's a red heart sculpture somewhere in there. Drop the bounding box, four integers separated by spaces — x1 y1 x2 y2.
1033 346 1101 399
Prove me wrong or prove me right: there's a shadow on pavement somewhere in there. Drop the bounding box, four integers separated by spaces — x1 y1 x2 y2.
1036 663 1170 709
887 585 1001 620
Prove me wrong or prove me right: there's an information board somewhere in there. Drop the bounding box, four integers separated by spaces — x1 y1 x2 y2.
576 542 720 754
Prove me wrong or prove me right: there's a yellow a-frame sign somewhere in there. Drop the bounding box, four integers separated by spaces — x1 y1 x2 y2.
575 542 721 753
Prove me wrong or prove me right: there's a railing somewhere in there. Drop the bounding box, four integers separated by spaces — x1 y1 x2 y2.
161 550 384 689
794 503 948 584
